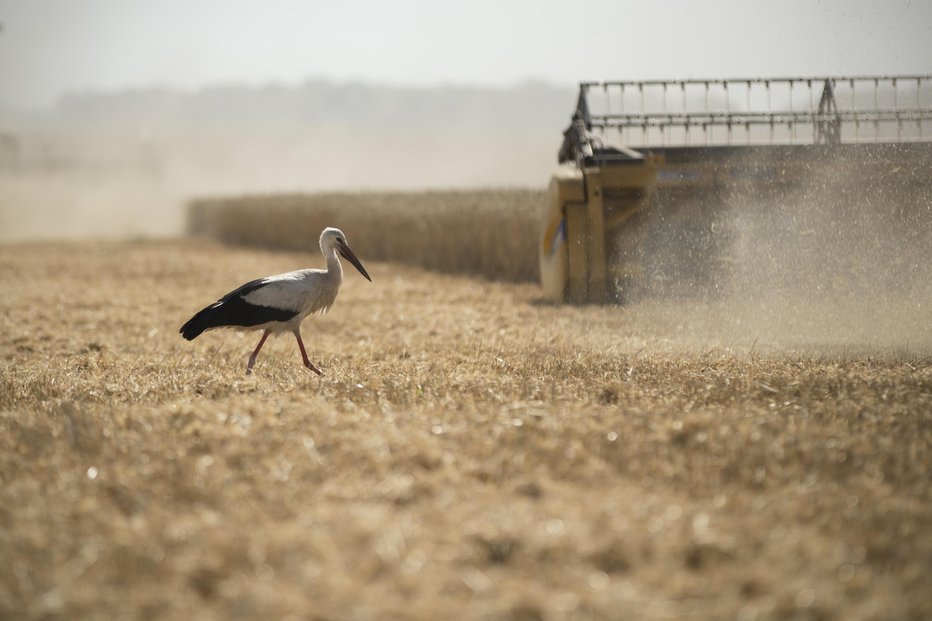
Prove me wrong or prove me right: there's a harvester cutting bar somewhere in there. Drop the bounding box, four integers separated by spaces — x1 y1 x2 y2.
563 75 932 157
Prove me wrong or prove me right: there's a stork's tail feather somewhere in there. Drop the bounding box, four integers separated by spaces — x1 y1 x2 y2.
181 277 300 341
180 305 218 341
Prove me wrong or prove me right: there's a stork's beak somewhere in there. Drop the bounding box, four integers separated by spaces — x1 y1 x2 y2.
338 243 372 282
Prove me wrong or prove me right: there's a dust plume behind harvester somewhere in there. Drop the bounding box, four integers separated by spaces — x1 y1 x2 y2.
540 76 932 304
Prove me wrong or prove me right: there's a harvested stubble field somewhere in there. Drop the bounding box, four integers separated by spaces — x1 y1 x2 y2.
1 238 930 621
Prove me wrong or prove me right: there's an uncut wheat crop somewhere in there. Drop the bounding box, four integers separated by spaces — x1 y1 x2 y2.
188 189 545 283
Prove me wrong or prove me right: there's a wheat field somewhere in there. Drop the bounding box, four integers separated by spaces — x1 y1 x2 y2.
1 236 930 621
187 190 545 283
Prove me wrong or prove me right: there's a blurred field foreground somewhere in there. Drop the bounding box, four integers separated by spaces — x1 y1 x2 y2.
1 239 930 620
187 189 545 283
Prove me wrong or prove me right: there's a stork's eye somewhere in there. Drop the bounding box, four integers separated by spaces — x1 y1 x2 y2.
336 238 344 244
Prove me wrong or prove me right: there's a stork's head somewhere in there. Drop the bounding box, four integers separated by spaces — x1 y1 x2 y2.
320 227 372 282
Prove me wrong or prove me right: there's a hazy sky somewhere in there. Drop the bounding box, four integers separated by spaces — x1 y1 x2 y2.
1 0 931 108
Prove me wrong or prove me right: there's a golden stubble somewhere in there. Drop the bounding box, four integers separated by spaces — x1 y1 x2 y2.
1 239 930 620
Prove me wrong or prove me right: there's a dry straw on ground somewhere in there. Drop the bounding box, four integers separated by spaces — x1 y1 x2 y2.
188 189 545 283
1 239 930 620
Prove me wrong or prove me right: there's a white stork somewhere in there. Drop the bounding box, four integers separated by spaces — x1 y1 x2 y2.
180 227 371 375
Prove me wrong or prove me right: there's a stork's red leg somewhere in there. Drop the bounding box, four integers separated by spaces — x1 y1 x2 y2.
246 330 271 375
294 330 322 375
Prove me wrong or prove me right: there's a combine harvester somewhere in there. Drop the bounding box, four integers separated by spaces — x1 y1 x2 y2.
540 76 932 303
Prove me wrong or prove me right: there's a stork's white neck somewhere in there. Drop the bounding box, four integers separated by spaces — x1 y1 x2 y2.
324 245 343 284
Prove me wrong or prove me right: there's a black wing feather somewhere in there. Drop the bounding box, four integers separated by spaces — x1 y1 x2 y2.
180 278 299 340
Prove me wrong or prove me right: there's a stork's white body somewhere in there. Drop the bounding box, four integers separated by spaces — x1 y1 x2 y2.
239 261 343 333
180 227 371 374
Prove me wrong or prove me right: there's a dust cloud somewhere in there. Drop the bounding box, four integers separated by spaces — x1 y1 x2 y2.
617 156 932 352
0 81 572 241
0 125 557 241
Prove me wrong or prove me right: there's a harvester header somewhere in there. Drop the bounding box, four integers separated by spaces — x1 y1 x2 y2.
542 75 932 303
